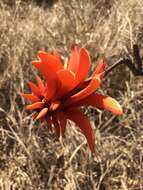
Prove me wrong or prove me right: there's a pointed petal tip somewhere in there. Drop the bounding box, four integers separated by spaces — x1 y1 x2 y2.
37 51 47 59
71 44 78 50
80 47 90 56
73 47 91 86
31 60 41 68
27 81 42 97
109 98 123 115
70 93 123 116
115 106 123 115
96 95 123 116
66 109 95 152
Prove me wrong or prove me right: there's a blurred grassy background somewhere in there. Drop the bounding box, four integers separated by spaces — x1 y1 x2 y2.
0 0 143 189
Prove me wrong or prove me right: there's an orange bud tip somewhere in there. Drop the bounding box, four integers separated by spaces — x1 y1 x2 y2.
116 108 123 115
35 108 49 120
111 100 123 115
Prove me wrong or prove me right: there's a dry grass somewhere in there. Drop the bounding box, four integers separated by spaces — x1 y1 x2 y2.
0 0 143 189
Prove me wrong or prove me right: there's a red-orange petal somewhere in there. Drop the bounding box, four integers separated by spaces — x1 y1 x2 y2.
67 46 79 73
55 69 75 99
71 93 123 115
32 60 58 82
36 76 45 93
38 51 63 72
43 80 58 101
74 48 91 86
26 102 44 110
27 82 42 97
32 61 59 100
77 62 106 90
20 93 40 102
64 77 100 107
66 109 95 152
91 62 106 79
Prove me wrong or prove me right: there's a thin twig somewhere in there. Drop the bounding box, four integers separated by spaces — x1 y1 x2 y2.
133 44 143 73
105 59 125 76
105 44 143 76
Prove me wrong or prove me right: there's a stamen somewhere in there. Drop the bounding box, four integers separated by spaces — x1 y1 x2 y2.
42 98 47 103
64 58 68 69
49 100 61 111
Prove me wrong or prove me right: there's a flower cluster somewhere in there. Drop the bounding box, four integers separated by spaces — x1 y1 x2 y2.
21 46 123 152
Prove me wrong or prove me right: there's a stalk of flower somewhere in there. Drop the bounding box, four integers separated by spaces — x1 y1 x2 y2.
21 46 123 152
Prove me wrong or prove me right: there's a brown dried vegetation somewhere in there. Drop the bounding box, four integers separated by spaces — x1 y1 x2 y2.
0 0 143 189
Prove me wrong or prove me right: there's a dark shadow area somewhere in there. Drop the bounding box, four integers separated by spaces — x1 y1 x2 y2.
33 0 58 8
0 0 58 8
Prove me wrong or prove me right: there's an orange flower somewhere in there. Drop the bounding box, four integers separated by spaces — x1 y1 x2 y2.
21 46 123 152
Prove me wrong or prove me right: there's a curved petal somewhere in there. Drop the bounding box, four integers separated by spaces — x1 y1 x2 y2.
38 51 63 72
74 48 91 86
20 93 40 102
66 109 95 152
64 77 100 107
73 62 106 92
43 80 58 101
26 102 44 110
32 61 59 100
71 93 123 115
55 111 67 136
55 69 75 99
91 61 106 79
32 60 58 82
36 76 45 93
27 82 42 97
67 46 79 73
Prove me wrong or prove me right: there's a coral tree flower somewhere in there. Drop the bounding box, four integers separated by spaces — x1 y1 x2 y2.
21 46 123 152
